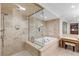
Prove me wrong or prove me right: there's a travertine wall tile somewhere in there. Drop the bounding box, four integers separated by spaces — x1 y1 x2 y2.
29 16 46 39
0 3 2 56
1 8 28 55
45 19 60 38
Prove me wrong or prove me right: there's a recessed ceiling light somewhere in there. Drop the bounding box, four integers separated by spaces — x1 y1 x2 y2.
16 4 26 11
71 5 75 8
74 16 76 17
19 6 26 11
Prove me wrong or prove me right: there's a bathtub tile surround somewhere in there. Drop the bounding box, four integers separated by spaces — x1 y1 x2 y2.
29 16 47 40
24 37 59 56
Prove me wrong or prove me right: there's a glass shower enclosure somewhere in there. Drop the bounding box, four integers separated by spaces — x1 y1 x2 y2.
0 3 44 56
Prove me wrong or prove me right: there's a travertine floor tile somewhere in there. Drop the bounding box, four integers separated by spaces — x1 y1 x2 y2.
12 48 79 56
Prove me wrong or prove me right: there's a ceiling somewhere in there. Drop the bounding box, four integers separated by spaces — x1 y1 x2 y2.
1 3 79 22
32 9 57 21
1 3 43 16
39 3 79 22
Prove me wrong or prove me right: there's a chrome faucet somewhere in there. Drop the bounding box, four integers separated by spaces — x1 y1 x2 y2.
31 36 35 43
42 39 45 45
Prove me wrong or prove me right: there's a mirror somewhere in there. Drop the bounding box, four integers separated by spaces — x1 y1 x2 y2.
62 22 67 34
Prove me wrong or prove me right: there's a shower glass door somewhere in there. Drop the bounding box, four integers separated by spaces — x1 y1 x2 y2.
28 9 47 48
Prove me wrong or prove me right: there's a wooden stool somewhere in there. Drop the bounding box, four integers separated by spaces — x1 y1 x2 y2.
64 42 76 52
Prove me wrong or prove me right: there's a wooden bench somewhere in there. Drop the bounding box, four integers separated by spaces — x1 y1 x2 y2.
64 42 76 51
59 38 79 52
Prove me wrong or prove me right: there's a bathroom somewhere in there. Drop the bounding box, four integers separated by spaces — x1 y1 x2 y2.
0 3 79 56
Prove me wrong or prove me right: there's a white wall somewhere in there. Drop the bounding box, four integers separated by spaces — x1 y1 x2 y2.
60 19 79 39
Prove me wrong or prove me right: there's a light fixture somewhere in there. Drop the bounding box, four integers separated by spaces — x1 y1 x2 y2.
73 16 76 18
16 4 26 11
19 6 26 11
71 5 75 8
72 29 75 31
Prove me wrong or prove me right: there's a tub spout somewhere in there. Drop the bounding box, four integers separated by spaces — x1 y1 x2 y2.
31 36 35 43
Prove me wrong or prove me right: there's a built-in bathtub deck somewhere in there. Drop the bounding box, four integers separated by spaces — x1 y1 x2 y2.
24 39 58 56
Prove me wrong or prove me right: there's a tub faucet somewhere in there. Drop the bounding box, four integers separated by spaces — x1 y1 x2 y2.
31 36 35 43
42 39 45 44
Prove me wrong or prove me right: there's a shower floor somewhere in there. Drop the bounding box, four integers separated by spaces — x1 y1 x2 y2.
12 47 79 56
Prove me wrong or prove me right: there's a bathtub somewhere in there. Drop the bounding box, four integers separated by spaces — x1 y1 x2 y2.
34 37 58 47
25 37 59 56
